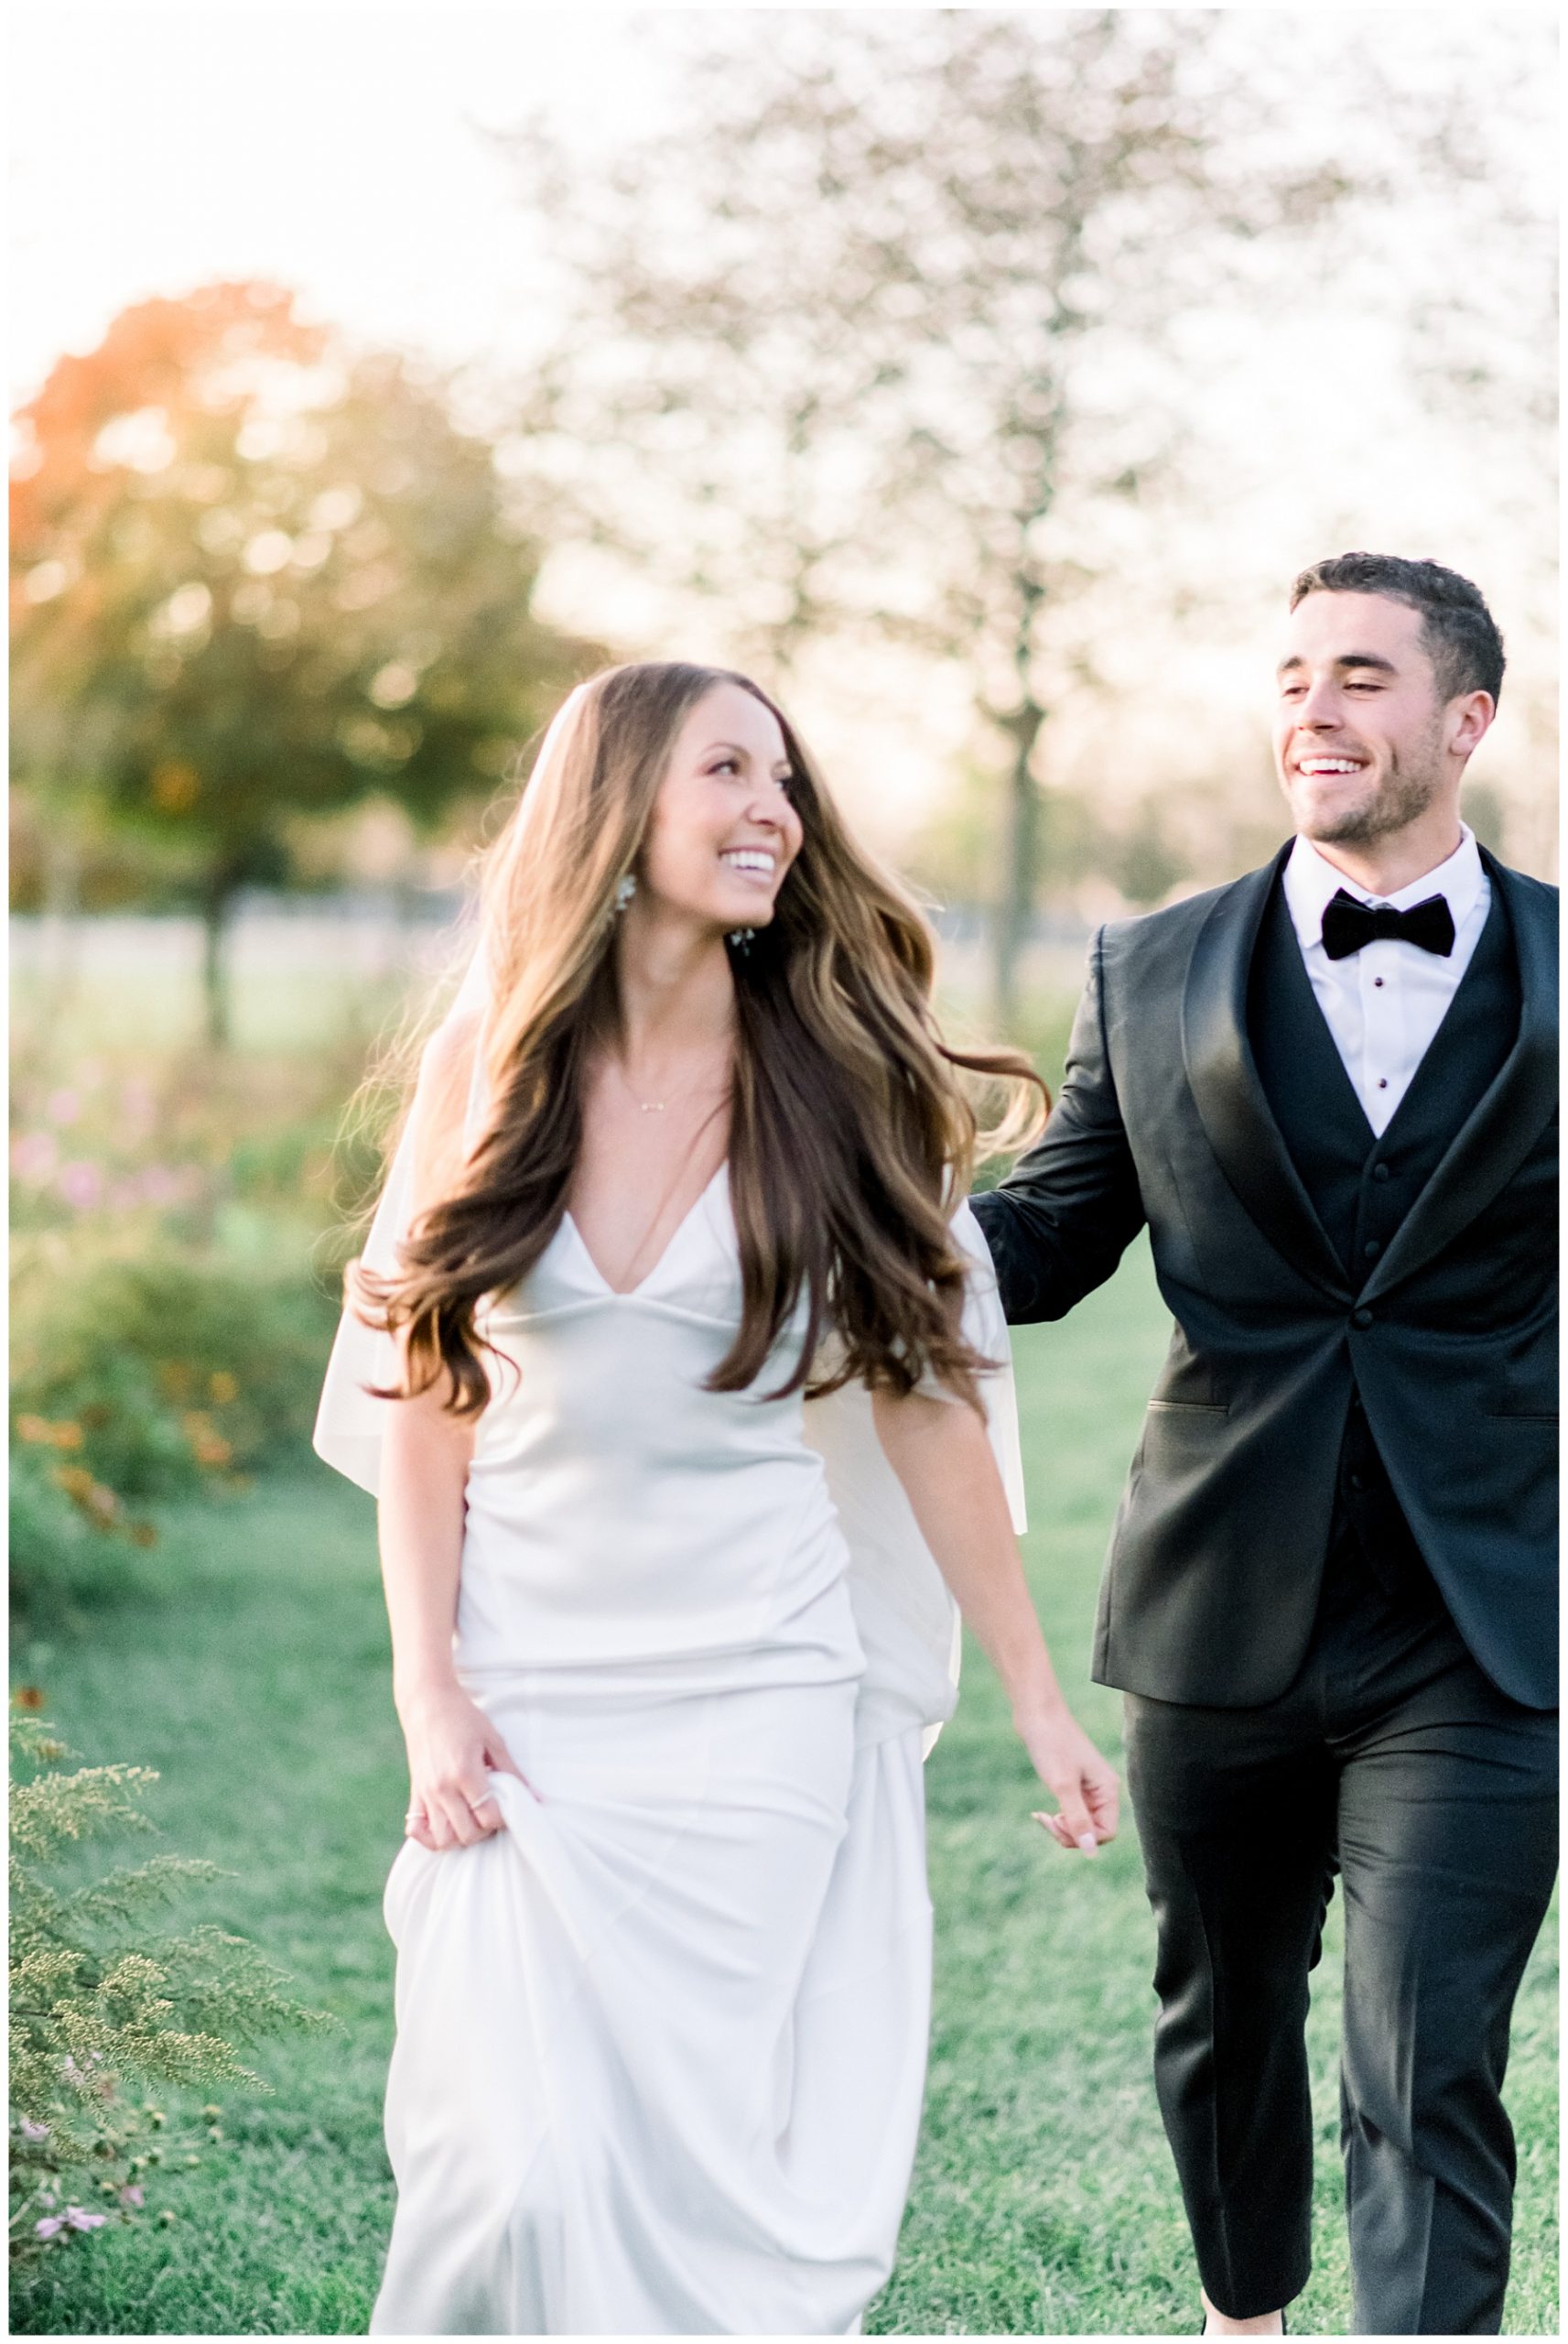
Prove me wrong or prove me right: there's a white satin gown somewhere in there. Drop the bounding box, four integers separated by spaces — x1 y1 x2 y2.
314 1160 1024 2336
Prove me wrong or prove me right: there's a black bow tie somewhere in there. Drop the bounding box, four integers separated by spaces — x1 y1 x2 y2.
1320 888 1456 962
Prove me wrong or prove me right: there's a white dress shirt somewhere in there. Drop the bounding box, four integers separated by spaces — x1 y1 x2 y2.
1280 823 1491 1138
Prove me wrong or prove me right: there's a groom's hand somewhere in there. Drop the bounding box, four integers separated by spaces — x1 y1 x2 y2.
1019 1702 1120 1856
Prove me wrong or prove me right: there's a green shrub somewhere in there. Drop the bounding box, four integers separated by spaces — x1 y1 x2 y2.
8 1708 337 2262
10 1235 341 1613
12 1238 340 1497
6 1447 155 1616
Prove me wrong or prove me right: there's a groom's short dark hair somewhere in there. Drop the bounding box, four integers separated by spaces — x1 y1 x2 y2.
1290 552 1505 705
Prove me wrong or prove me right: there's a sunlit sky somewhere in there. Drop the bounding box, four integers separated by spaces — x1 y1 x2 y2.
9 7 665 407
11 5 1559 875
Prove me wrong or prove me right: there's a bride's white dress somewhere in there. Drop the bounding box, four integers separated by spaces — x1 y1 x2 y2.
315 1155 1023 2335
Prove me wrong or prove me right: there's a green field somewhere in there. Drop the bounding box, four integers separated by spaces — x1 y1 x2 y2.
9 1240 1557 2336
8 926 1557 2334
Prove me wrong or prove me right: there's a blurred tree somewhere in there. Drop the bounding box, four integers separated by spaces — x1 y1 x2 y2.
499 14 1363 1016
910 765 1111 916
11 283 595 1042
499 10 1550 1015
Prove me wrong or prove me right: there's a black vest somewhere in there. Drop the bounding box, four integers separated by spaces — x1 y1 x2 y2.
1247 874 1522 1598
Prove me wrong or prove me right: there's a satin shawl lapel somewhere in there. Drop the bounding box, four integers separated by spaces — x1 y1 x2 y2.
1359 853 1557 1305
1181 848 1354 1303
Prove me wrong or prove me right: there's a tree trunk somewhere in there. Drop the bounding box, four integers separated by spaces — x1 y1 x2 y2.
200 875 235 1049
993 699 1045 1028
992 533 1050 1027
989 406 1057 1027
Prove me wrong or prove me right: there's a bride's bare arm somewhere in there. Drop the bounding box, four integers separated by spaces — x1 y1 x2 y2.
870 1384 1119 1856
378 1014 528 1850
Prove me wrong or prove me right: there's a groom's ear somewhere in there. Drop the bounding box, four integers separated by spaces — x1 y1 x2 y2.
1445 689 1496 765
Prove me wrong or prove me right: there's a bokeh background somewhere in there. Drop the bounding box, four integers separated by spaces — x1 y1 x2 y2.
9 7 1558 2335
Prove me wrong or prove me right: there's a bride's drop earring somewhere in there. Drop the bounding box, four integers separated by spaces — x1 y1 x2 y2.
727 927 755 953
614 874 637 914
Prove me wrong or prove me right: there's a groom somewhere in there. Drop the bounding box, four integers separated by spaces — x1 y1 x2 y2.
971 553 1557 2337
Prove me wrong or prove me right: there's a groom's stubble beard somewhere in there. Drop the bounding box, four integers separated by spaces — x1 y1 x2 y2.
1291 710 1446 850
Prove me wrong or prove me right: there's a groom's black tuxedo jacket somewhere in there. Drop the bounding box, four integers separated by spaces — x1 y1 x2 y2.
970 842 1558 1711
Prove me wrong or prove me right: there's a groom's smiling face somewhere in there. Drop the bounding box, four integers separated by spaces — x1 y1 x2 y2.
1271 591 1448 847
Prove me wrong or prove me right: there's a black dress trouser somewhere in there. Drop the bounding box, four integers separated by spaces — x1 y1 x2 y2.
1123 1519 1558 2334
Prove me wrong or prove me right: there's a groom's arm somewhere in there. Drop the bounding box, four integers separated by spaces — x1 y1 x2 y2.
970 929 1146 1324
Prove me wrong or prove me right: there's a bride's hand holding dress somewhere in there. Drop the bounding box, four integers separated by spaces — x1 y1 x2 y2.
395 1669 530 1855
377 1016 530 1856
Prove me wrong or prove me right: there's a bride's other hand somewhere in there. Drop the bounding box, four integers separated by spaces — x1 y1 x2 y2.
870 1381 1119 1858
397 1677 532 1851
1019 1701 1120 1855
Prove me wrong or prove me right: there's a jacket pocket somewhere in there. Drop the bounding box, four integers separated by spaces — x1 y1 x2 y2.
1146 1398 1228 1416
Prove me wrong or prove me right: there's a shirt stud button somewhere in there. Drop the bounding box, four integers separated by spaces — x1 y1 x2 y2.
1376 1078 1389 1090
1373 977 1385 988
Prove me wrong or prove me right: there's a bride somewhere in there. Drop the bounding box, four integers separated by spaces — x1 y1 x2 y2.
314 660 1119 2335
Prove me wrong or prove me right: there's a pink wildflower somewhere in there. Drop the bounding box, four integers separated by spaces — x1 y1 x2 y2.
45 1088 81 1126
57 1161 103 1210
118 2183 145 2208
18 2117 49 2141
31 2198 107 2237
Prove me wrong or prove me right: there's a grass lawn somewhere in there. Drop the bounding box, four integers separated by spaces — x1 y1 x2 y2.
10 1240 1558 2335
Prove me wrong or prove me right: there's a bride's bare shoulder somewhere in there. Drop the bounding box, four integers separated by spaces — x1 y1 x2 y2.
409 1007 485 1207
416 1004 483 1091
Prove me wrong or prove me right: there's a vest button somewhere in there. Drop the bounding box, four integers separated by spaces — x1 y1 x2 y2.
1363 1239 1381 1259
1371 1164 1391 1183
1352 1307 1374 1329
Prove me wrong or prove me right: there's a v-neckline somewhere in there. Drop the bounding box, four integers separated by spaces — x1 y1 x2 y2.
562 1162 728 1299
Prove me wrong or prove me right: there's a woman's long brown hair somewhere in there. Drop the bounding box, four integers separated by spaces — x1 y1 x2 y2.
351 661 1046 1414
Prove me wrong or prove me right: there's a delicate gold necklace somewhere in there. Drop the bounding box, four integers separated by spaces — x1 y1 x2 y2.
612 1056 731 1116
